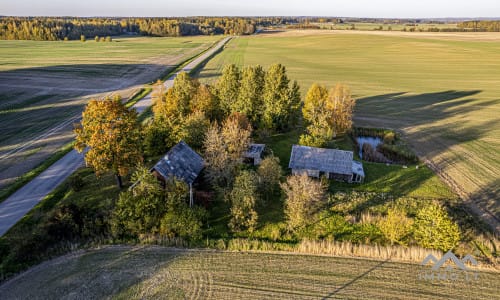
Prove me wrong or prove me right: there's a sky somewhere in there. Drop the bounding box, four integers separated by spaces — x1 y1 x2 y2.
2 0 499 18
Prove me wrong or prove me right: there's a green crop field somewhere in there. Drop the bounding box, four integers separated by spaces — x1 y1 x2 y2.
198 30 500 219
0 36 219 191
0 246 498 299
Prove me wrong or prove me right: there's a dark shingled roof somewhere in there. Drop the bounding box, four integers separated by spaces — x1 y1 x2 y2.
152 141 204 184
289 145 354 175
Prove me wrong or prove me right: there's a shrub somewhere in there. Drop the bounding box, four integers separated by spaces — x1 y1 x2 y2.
413 202 460 251
68 174 85 192
228 170 259 233
160 204 206 241
377 207 413 245
281 173 326 230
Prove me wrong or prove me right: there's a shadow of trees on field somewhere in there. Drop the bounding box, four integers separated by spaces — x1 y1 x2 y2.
0 63 174 148
354 90 500 223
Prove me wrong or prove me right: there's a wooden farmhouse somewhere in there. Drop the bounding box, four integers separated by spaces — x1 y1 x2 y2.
151 141 204 206
243 143 265 165
288 144 365 183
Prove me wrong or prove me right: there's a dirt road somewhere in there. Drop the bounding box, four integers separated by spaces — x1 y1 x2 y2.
0 37 231 236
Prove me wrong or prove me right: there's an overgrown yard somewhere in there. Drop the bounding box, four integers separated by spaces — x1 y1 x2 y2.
198 30 500 219
0 246 498 299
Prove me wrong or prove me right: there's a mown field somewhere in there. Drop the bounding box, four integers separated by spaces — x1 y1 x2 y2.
0 36 219 190
198 30 500 221
0 246 498 299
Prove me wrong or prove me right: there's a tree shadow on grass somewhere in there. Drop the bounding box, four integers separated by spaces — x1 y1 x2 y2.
353 90 500 220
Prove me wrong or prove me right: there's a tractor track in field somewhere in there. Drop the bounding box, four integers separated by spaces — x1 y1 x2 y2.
354 115 500 234
0 37 231 236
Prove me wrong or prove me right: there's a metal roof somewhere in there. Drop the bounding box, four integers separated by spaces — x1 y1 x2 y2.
152 141 204 184
352 160 365 177
244 143 265 158
288 145 354 175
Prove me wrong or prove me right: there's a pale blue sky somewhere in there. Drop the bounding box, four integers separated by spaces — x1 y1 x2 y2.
2 0 499 18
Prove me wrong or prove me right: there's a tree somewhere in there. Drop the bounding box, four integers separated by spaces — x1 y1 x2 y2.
160 204 206 241
262 64 298 131
178 111 210 150
300 83 355 146
191 83 220 121
257 155 282 201
281 173 326 229
413 203 461 251
228 170 259 233
203 116 251 189
300 83 330 146
377 207 414 245
327 83 355 137
74 96 142 188
216 64 240 116
234 65 265 125
111 166 166 237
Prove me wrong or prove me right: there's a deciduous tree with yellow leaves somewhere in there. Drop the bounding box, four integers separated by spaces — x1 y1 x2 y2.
74 96 142 188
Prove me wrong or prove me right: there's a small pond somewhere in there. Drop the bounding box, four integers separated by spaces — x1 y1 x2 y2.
356 136 383 159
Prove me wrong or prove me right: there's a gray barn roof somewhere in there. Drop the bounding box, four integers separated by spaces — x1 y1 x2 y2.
289 145 354 175
152 141 204 184
244 143 265 159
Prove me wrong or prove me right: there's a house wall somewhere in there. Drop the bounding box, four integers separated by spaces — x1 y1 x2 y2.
329 172 352 182
292 168 320 178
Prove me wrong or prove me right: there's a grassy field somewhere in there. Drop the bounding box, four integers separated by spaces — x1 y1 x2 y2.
0 246 498 299
198 30 500 220
0 35 220 191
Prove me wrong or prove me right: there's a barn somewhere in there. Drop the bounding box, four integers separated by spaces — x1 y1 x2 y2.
288 144 364 183
151 141 205 206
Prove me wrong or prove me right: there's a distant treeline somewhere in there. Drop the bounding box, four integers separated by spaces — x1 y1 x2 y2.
457 21 500 32
2 17 500 40
0 17 295 40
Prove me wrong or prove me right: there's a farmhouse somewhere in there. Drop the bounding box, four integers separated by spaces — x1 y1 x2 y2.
151 141 204 206
288 144 365 183
243 143 265 165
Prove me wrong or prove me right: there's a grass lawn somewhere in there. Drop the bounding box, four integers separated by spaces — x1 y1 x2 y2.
198 31 500 218
0 246 498 300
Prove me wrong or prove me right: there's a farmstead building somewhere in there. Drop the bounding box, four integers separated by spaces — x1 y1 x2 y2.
288 144 365 183
151 141 204 206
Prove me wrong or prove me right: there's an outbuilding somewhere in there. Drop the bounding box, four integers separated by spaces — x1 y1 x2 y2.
151 141 205 206
288 144 364 183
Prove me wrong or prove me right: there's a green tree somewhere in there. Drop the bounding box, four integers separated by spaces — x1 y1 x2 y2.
178 111 210 150
216 64 241 116
74 96 142 188
234 65 265 125
281 173 326 229
262 63 297 131
257 155 282 201
160 204 206 241
228 170 259 233
377 207 414 245
111 166 165 237
413 203 461 251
